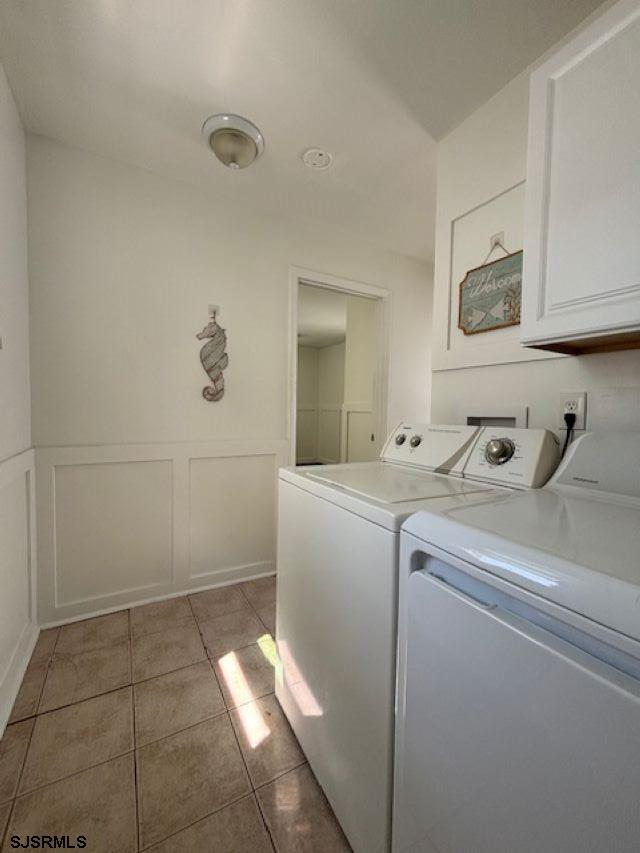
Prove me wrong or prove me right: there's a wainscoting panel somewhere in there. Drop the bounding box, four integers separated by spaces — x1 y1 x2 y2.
0 449 38 732
317 408 341 464
296 406 317 463
36 441 288 625
340 402 375 463
54 460 174 606
189 454 277 580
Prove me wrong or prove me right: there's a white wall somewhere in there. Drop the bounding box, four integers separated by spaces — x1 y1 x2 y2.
343 296 379 461
0 64 37 731
296 345 319 462
296 342 345 464
430 69 640 434
317 342 345 463
27 135 433 624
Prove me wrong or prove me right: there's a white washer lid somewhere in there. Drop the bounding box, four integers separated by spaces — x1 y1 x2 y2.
403 489 640 642
307 463 490 504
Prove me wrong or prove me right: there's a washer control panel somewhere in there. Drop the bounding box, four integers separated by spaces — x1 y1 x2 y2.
381 424 481 475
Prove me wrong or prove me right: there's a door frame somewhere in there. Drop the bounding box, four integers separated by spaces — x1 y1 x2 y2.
288 265 392 466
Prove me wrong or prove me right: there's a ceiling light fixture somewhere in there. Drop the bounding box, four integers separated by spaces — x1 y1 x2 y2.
202 114 264 170
302 148 333 170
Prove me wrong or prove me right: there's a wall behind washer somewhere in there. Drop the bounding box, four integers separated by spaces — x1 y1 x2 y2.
0 64 37 731
430 69 640 434
27 135 432 624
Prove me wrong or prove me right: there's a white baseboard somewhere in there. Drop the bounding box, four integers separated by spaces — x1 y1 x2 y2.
40 563 276 629
0 619 39 735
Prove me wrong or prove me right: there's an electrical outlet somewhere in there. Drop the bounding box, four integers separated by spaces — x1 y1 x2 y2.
558 391 587 430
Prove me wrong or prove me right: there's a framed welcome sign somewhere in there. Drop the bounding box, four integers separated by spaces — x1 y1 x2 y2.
458 250 523 335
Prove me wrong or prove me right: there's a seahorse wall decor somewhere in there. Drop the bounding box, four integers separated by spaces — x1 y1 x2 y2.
196 305 228 401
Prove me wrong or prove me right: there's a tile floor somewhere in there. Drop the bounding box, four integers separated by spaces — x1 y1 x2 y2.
0 576 352 852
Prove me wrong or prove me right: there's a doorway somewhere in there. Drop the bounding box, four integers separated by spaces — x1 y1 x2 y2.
289 269 390 467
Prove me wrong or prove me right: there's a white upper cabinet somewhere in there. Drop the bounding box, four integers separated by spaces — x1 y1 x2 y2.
522 0 640 353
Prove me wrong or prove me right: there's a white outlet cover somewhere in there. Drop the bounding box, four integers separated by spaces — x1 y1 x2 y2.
558 391 587 430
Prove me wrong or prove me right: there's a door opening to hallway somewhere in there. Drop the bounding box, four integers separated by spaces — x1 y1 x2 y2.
293 277 388 466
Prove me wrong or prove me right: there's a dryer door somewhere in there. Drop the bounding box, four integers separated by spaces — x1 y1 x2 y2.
393 555 640 853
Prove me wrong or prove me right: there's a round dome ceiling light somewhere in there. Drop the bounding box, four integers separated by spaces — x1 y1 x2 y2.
302 148 333 170
201 114 264 170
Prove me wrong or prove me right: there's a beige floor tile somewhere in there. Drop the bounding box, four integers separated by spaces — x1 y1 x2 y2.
137 715 251 848
241 576 277 610
19 687 133 794
0 719 34 804
256 601 276 635
0 801 11 845
30 628 60 665
214 643 276 710
6 754 136 853
38 638 131 712
257 764 351 853
199 607 269 661
231 694 304 788
133 660 225 746
146 795 274 852
8 660 48 724
130 596 194 637
56 611 129 655
132 620 206 682
189 585 248 623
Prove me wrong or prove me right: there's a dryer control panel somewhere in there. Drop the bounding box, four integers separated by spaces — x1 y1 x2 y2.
464 428 560 489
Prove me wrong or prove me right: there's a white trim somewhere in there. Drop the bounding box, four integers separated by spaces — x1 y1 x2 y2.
288 265 391 467
0 620 39 734
0 447 38 734
40 567 276 629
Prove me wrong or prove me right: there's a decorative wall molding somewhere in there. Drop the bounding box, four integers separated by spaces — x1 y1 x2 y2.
35 439 288 625
432 180 561 371
340 401 374 463
0 448 38 732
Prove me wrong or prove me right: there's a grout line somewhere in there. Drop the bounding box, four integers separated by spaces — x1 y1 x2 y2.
1 799 17 849
135 706 228 750
128 609 141 853
33 682 133 719
13 748 136 801
135 710 234 752
32 628 61 717
254 782 279 852
12 709 39 806
253 761 310 794
136 791 260 852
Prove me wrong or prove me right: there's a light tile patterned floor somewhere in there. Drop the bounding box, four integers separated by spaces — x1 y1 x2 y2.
0 577 352 852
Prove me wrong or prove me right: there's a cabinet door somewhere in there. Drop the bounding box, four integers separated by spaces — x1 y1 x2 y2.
522 0 640 348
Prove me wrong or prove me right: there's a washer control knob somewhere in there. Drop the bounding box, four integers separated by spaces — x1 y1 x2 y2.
410 435 422 448
395 434 407 446
484 438 515 465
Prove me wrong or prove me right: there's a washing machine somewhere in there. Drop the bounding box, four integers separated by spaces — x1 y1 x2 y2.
394 431 640 853
275 423 559 853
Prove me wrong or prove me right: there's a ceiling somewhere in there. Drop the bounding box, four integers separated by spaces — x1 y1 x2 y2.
0 0 604 261
298 285 347 348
